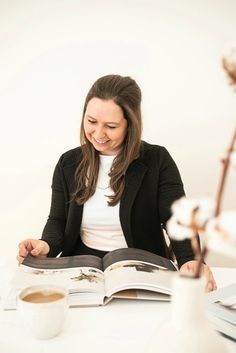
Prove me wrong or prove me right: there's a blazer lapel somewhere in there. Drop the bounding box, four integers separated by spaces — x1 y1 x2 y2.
120 160 148 247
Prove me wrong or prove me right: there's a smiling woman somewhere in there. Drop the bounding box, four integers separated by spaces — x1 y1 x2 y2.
17 74 215 291
76 75 142 207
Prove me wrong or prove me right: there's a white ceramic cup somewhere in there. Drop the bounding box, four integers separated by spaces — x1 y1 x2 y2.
17 284 68 339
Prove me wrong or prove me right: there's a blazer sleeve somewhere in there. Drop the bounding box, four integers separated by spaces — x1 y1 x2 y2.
41 157 67 257
158 147 196 268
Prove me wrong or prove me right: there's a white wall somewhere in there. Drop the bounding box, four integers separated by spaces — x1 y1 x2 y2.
0 0 236 257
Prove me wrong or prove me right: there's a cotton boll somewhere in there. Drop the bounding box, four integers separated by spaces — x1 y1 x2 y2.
170 196 215 229
171 197 197 227
166 216 196 240
194 197 215 228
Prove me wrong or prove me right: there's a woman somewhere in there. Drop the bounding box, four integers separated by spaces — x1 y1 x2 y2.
17 74 216 291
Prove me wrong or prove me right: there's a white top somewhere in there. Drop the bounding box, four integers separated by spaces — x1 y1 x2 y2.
81 154 128 251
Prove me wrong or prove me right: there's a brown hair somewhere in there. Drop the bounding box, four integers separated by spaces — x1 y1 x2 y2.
74 74 142 206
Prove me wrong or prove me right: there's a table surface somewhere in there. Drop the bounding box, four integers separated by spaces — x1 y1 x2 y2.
0 256 235 353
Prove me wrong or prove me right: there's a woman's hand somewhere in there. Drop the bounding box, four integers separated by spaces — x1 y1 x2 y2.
17 239 50 264
180 260 217 292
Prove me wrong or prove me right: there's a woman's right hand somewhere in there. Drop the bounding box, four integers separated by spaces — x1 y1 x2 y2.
17 239 50 264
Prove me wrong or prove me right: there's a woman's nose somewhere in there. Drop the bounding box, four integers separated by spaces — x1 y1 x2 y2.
94 126 106 138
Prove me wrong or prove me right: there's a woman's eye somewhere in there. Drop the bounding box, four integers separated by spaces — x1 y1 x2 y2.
107 126 116 129
88 120 96 124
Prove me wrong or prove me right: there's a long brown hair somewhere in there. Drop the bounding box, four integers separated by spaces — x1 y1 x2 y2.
74 74 142 206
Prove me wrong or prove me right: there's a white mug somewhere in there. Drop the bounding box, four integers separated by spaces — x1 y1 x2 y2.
17 284 68 339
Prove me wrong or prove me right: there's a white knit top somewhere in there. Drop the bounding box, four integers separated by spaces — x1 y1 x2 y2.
81 154 128 251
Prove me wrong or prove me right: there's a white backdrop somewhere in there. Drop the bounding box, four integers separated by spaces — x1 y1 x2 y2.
0 0 235 257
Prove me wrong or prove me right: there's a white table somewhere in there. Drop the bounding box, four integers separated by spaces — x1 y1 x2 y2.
0 257 235 353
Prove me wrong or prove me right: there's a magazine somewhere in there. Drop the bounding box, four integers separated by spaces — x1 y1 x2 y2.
207 282 236 326
4 248 177 310
206 282 236 341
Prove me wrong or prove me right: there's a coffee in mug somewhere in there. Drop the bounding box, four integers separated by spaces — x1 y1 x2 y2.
22 290 65 303
17 284 68 339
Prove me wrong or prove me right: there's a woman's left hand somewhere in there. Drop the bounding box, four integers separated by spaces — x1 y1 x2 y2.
180 260 217 292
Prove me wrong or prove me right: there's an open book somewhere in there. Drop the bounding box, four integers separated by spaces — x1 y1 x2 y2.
4 248 177 309
206 282 236 341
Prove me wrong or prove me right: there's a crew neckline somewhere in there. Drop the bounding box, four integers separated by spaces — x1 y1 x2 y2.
99 154 116 160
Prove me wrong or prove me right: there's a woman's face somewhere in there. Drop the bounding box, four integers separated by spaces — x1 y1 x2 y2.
83 98 128 155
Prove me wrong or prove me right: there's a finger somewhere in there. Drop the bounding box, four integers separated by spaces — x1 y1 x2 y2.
30 241 49 256
16 255 25 264
206 281 213 292
31 247 41 256
211 279 217 291
206 280 216 292
203 269 217 292
18 240 33 256
202 265 212 278
18 244 29 257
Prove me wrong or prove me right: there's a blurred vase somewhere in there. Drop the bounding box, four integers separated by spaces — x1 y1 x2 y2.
147 274 227 353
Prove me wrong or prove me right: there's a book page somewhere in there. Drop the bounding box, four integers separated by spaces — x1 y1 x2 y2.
103 248 177 271
207 282 236 326
207 313 236 341
103 248 176 298
107 289 170 301
22 254 103 270
4 255 105 309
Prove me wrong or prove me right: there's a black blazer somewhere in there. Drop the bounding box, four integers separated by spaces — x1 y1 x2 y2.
42 141 195 268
